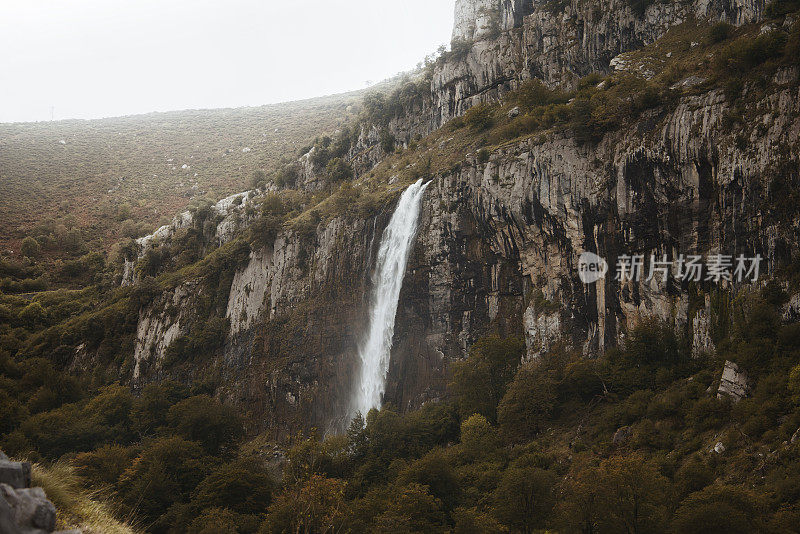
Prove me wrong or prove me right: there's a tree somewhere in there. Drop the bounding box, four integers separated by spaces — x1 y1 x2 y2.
192 459 274 516
596 454 668 534
261 475 347 534
373 483 447 533
556 461 604 534
21 236 41 258
450 336 524 422
187 508 240 534
453 507 507 534
19 302 47 328
493 466 556 533
671 485 764 533
497 360 558 441
459 414 499 460
557 454 669 534
116 437 209 525
166 395 243 454
251 170 267 189
397 448 459 512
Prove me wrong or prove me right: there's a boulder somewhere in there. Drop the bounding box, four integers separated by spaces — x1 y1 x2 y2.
1 484 56 532
717 361 750 403
0 459 31 489
0 491 23 534
507 106 520 118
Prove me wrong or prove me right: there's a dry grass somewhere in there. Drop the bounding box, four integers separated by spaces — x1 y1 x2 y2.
0 91 365 255
31 461 141 534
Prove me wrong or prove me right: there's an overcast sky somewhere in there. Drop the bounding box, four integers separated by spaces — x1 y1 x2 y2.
0 0 455 123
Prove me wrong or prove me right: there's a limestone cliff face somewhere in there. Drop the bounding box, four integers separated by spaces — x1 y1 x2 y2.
118 0 800 432
384 65 799 407
436 0 763 123
130 209 391 434
352 0 766 153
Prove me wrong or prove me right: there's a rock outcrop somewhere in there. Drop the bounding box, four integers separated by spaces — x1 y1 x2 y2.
717 360 751 402
0 454 31 490
0 451 80 534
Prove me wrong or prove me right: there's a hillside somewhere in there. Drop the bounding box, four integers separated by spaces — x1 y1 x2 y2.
0 91 364 258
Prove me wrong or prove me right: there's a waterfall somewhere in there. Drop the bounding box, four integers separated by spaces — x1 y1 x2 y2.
350 178 430 420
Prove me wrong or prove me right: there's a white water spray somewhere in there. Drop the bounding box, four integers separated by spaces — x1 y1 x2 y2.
350 178 430 420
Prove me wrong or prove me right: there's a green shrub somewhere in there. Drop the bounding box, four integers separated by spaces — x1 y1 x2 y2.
719 31 789 72
513 79 568 112
250 170 267 189
497 360 558 441
672 484 765 533
708 22 734 44
463 103 495 131
377 128 395 153
450 336 524 422
192 460 274 516
187 508 241 534
274 164 298 188
765 0 800 18
73 444 136 488
166 395 243 454
0 389 28 435
131 381 190 436
626 0 655 17
116 436 210 525
325 157 353 182
19 302 47 328
21 237 41 259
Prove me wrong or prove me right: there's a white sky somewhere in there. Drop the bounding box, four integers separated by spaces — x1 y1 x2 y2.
0 0 455 123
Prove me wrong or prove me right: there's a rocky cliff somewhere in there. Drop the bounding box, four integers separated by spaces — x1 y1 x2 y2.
114 0 799 435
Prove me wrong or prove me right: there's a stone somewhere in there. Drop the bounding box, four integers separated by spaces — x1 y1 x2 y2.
0 492 23 534
507 106 520 118
0 484 56 532
670 75 707 90
717 361 750 403
0 460 31 490
712 442 726 454
613 426 633 445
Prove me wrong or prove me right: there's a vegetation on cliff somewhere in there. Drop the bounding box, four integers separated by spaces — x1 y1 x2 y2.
3 283 800 532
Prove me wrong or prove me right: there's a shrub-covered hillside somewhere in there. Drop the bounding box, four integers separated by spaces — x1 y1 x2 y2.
3 283 800 532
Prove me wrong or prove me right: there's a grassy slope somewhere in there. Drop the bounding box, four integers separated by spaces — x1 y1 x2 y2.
0 92 364 255
31 462 141 534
